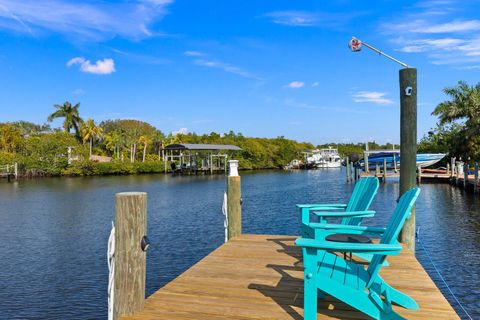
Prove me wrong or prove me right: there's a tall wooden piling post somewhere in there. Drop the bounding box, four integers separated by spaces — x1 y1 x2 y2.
399 68 417 253
474 162 479 193
14 162 18 180
227 160 241 240
463 162 468 189
383 158 387 183
364 142 369 174
355 164 360 181
455 162 460 187
345 158 350 182
113 192 147 319
417 166 422 184
451 157 455 179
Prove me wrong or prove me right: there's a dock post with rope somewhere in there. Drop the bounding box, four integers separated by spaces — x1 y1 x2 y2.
109 192 148 320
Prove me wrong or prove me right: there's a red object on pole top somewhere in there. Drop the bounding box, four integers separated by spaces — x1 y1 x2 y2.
349 37 362 52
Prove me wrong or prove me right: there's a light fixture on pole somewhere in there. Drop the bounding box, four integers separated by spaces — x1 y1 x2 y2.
349 36 417 252
349 37 409 68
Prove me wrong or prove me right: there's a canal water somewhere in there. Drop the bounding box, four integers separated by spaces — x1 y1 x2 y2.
0 170 478 319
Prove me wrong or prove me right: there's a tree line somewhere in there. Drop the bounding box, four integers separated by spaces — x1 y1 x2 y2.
1 80 477 176
0 102 314 176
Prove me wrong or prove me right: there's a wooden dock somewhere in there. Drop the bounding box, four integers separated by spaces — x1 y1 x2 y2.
0 163 17 181
122 234 459 320
360 171 451 182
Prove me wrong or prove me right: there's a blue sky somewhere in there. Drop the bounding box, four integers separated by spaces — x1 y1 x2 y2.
0 0 479 144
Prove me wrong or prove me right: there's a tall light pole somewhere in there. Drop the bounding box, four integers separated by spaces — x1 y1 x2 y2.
349 37 417 252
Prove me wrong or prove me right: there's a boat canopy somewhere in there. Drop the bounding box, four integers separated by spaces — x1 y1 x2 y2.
165 143 242 151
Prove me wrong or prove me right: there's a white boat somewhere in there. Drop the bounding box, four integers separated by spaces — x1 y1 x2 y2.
303 148 341 169
316 148 342 168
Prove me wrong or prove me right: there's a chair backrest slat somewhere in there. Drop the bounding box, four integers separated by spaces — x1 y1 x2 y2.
366 188 421 287
343 177 379 225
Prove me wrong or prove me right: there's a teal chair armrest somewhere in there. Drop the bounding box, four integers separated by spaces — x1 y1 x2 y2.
295 238 402 255
308 223 386 234
296 203 347 209
312 210 375 218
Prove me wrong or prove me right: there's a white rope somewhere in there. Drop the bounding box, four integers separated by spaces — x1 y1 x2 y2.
222 191 228 242
107 221 115 320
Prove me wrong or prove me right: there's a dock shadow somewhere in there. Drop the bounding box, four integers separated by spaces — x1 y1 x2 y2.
248 263 304 320
266 237 303 266
250 237 366 319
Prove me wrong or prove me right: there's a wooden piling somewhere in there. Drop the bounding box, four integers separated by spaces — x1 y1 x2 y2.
383 158 387 182
463 162 468 189
451 158 455 178
14 162 18 180
399 68 417 253
364 154 369 174
346 158 351 182
393 153 398 173
417 166 422 184
455 163 460 186
375 164 380 178
349 161 353 182
227 163 241 240
355 165 360 181
114 192 147 319
475 162 479 193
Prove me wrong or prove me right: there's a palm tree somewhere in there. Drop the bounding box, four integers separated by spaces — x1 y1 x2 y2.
432 81 480 157
81 119 103 159
126 129 140 163
104 131 122 160
433 81 480 127
48 101 83 140
138 135 152 162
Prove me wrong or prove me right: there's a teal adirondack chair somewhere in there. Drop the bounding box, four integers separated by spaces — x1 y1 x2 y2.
299 177 380 239
295 187 421 320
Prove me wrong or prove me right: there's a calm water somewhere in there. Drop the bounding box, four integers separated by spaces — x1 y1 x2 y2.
0 170 478 319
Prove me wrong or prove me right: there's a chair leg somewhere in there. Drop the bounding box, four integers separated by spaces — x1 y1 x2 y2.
303 248 318 320
304 273 317 320
383 280 419 310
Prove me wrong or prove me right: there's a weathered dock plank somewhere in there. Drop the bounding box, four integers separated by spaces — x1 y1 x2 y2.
122 234 459 320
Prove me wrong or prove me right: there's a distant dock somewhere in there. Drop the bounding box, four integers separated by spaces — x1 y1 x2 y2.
361 169 451 183
0 163 17 182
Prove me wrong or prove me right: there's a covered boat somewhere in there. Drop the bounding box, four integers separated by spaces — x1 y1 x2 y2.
360 151 446 169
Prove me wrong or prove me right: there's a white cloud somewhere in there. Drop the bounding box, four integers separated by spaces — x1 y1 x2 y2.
192 58 259 80
72 88 84 95
184 51 203 57
67 57 116 75
110 47 170 65
0 0 173 41
286 81 304 89
352 91 394 105
399 38 464 52
172 128 188 135
413 19 480 33
312 82 319 87
264 10 366 28
382 3 480 66
265 11 318 27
